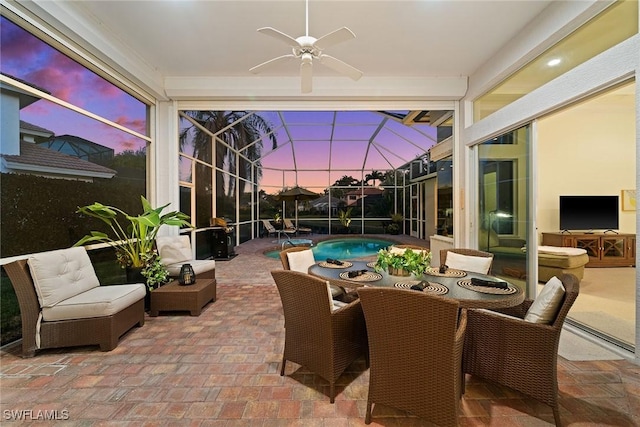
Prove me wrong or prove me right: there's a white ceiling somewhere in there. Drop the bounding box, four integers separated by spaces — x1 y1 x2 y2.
26 0 554 98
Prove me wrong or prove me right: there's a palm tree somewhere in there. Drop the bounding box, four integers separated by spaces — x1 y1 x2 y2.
364 170 385 186
179 111 278 219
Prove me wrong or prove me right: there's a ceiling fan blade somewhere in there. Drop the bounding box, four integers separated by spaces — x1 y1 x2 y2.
249 54 296 74
300 61 312 93
314 27 356 50
318 54 363 81
257 27 299 47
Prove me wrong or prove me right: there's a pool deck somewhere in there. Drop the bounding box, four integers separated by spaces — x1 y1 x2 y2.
2 233 636 426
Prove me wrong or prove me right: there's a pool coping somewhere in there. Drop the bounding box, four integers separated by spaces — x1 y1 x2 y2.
260 234 405 257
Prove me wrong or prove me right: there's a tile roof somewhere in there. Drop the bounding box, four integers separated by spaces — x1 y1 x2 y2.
19 120 54 135
1 141 116 176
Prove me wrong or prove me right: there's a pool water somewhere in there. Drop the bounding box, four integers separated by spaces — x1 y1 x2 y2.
265 237 394 260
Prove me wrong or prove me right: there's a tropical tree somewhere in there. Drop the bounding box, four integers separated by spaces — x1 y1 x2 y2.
364 170 385 187
329 175 360 199
179 111 278 218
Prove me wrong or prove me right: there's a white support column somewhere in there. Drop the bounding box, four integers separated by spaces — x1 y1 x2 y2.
155 100 181 237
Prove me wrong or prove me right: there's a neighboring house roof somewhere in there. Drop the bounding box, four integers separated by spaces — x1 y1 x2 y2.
1 141 116 179
20 120 54 138
0 72 49 109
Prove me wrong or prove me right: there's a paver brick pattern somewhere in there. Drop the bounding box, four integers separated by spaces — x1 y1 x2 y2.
1 235 639 426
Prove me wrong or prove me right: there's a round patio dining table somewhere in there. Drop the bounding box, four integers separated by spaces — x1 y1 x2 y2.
308 260 525 310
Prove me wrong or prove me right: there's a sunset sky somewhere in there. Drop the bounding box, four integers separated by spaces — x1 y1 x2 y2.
2 16 437 191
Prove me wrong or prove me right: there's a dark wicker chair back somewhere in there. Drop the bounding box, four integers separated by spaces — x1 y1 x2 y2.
3 259 144 358
270 270 368 403
357 287 467 426
278 246 313 270
462 273 580 426
440 248 494 274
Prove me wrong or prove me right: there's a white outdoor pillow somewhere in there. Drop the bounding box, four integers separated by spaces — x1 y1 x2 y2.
28 247 100 308
524 276 566 324
157 236 193 265
286 249 316 273
445 251 492 274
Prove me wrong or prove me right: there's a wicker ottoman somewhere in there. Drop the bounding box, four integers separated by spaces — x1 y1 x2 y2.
538 246 589 282
149 278 216 316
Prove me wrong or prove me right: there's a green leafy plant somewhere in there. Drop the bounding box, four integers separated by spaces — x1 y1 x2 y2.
390 213 404 224
375 247 432 277
75 195 191 269
140 251 170 290
338 208 353 229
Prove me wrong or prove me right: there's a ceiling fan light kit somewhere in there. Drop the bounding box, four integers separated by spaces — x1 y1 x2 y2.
249 0 363 93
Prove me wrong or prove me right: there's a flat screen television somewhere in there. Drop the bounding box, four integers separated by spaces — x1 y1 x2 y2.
559 195 619 231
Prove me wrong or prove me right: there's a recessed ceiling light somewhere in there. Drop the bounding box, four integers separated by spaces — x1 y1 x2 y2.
547 58 561 67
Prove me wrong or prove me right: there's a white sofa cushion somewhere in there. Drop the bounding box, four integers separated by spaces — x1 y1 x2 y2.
524 276 566 324
538 245 587 256
445 251 492 274
157 235 193 265
164 259 216 277
286 249 316 273
42 284 146 321
28 247 100 308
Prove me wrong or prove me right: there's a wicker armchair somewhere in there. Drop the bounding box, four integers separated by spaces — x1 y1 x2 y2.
462 273 580 426
357 287 467 426
279 246 345 299
440 248 494 274
270 270 368 403
3 248 145 358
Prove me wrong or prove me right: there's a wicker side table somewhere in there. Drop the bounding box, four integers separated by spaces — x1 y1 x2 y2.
149 278 216 317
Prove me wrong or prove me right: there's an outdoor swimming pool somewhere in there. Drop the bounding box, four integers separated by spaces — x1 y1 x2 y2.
265 237 395 260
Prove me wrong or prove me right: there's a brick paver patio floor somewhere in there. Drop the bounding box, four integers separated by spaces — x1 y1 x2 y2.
1 235 639 426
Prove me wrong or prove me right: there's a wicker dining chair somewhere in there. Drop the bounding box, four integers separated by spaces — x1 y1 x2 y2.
462 273 580 426
270 270 368 403
358 287 467 426
279 246 345 300
440 248 494 274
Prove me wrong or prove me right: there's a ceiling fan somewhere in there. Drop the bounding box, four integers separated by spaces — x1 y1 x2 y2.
249 0 363 93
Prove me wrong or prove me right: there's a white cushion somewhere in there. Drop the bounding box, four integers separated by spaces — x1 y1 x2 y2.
28 247 100 308
157 236 193 265
524 276 566 324
286 249 315 273
165 259 215 277
42 283 146 321
332 299 348 311
445 251 493 274
538 246 587 256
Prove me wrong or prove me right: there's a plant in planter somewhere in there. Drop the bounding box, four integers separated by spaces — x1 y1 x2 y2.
387 213 403 234
75 195 191 290
338 208 353 233
374 247 432 277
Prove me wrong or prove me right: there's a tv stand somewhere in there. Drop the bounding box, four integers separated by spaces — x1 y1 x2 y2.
542 232 635 267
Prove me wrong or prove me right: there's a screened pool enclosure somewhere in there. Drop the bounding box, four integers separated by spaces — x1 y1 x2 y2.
177 110 452 256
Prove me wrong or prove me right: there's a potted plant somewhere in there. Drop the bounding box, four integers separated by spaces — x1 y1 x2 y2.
75 196 191 290
338 208 353 233
374 247 432 277
387 213 403 234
